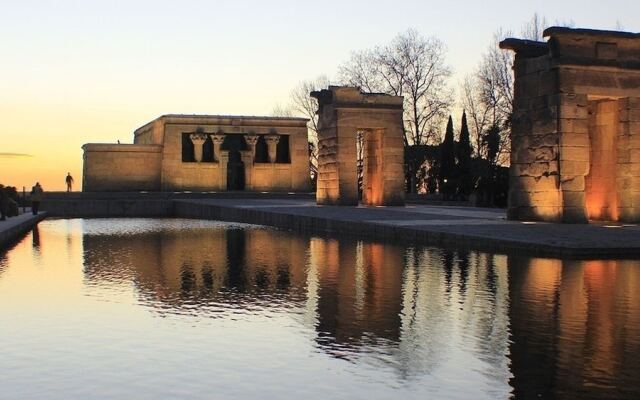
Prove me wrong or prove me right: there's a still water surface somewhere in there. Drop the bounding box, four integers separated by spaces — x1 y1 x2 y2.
1 219 639 400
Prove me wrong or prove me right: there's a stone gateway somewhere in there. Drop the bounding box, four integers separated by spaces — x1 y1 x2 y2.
82 115 311 192
502 27 640 223
312 86 405 206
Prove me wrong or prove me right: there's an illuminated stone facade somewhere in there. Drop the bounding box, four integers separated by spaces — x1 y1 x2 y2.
82 115 311 192
312 86 405 206
502 27 640 223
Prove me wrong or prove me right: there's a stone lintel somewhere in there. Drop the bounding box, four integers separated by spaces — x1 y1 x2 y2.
311 86 403 112
499 38 548 58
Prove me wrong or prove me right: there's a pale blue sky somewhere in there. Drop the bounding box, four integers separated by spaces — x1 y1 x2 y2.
0 0 638 189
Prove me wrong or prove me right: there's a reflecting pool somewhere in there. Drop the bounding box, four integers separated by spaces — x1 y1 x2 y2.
1 219 639 399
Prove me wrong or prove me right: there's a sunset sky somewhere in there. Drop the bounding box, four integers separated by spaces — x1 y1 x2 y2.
1 0 638 190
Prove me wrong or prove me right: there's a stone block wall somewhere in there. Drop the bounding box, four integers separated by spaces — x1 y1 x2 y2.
133 118 165 145
558 93 590 223
503 27 640 223
82 144 162 191
251 164 295 192
315 112 346 204
508 55 564 222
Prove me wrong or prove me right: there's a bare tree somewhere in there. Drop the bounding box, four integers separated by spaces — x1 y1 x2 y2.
460 29 513 166
288 76 330 144
460 14 564 167
339 29 452 146
274 76 330 182
270 103 295 118
338 49 384 94
521 13 548 41
460 76 491 159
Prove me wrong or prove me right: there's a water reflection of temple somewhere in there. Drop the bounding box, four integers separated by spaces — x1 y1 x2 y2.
508 257 640 399
83 227 309 308
82 226 511 385
80 224 640 397
310 239 403 348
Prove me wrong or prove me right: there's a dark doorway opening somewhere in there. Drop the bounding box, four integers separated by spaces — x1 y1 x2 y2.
221 135 248 191
227 150 245 190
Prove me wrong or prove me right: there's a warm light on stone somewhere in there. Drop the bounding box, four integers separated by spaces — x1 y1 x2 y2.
502 27 640 223
82 115 311 192
244 134 259 162
264 134 280 163
189 132 208 163
210 133 226 163
311 86 405 206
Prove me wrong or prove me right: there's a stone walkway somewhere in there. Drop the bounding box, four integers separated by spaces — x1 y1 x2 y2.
175 198 640 258
0 212 47 250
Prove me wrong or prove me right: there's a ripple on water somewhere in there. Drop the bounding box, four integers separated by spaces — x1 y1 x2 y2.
0 219 638 400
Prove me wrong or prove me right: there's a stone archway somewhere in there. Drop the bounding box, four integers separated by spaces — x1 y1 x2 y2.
311 86 405 206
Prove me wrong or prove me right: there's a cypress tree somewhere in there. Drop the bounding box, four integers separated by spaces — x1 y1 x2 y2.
439 116 456 199
456 111 474 199
479 122 502 206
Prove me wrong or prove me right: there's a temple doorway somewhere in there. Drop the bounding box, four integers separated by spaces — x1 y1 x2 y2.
585 99 619 221
227 150 245 191
361 129 385 206
222 135 247 191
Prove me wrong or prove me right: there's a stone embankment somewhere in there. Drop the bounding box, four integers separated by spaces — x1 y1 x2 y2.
0 212 47 250
38 193 640 258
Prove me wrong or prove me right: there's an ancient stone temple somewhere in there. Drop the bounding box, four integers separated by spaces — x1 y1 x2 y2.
82 115 311 192
312 86 405 206
502 27 640 223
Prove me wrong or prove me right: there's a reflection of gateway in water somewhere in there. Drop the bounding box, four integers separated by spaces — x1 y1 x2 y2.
81 225 509 381
80 223 640 396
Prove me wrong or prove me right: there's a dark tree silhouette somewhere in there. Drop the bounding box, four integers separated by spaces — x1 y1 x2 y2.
484 122 502 168
438 116 456 199
456 111 474 199
476 122 503 205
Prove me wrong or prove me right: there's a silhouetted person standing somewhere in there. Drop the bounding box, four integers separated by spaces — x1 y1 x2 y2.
31 182 43 215
65 173 74 192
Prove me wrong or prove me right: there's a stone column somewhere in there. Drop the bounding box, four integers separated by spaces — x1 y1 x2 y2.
265 134 280 163
244 134 259 163
189 133 208 162
218 149 230 190
617 97 640 223
210 134 225 162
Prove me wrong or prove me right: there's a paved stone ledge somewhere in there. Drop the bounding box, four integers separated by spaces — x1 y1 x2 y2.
41 192 314 217
39 194 640 258
174 199 640 258
0 212 47 251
